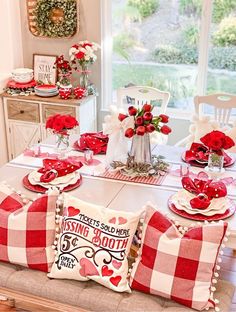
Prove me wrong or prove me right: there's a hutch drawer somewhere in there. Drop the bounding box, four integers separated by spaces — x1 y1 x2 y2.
7 100 39 123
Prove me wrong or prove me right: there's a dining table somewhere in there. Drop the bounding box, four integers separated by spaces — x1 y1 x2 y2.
2 135 236 249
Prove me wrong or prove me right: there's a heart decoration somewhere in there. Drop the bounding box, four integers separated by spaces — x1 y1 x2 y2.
109 217 116 224
110 275 122 287
68 206 80 217
112 260 122 270
79 258 99 277
118 217 127 225
101 265 113 277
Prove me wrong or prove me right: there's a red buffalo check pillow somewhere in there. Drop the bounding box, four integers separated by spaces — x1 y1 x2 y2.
130 204 228 311
0 183 27 209
0 186 58 272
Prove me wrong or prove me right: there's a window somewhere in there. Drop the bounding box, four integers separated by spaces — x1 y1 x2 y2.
101 0 236 114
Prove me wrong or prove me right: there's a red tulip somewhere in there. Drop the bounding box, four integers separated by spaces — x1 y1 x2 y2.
128 106 138 116
135 116 144 126
136 126 146 136
146 124 155 133
160 125 172 135
143 112 153 121
118 113 128 122
142 104 152 112
125 128 134 138
159 114 169 123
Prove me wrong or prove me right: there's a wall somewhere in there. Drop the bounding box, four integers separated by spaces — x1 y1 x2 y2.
0 0 23 166
19 0 101 106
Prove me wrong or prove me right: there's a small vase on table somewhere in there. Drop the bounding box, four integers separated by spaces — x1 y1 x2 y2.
55 133 70 159
207 150 224 173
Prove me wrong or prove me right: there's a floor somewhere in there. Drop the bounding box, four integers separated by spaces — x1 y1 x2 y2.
220 248 236 311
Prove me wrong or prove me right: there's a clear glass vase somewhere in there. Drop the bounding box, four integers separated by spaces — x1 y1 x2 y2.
207 151 224 173
79 63 89 89
130 133 152 164
55 133 70 159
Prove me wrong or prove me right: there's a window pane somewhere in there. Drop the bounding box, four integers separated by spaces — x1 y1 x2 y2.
206 0 236 115
112 0 202 110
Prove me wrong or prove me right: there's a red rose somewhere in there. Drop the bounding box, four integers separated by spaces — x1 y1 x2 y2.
46 116 54 129
160 125 172 135
146 124 155 133
83 43 92 48
75 51 85 59
143 112 153 121
125 128 134 138
128 106 138 116
53 116 64 132
223 136 235 150
159 114 169 123
200 131 227 150
118 113 128 122
135 116 144 126
64 115 78 129
142 104 152 112
209 139 223 151
136 126 146 136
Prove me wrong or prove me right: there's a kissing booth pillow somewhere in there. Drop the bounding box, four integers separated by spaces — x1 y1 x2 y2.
0 187 58 272
130 204 228 311
48 194 141 292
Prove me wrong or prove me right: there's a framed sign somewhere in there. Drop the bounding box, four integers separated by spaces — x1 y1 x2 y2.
33 54 57 84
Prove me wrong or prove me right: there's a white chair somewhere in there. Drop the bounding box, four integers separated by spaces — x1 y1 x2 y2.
175 93 236 147
116 86 170 114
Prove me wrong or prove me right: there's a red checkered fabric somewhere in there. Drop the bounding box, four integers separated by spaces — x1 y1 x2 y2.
0 183 25 211
0 186 58 272
130 205 228 311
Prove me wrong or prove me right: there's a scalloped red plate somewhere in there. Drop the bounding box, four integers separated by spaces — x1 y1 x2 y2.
73 140 106 155
182 152 235 168
168 195 236 221
22 174 82 193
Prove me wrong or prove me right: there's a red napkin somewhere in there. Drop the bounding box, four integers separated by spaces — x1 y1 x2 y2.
185 142 232 164
182 176 227 210
74 132 109 155
38 159 83 183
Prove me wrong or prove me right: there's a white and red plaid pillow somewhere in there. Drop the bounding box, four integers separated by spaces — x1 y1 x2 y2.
0 183 26 210
0 186 58 272
130 204 228 311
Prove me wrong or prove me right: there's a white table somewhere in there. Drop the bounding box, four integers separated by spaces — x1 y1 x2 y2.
3 139 236 249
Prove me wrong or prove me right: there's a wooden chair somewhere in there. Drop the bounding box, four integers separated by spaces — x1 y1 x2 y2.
194 93 236 127
116 86 170 114
175 93 236 147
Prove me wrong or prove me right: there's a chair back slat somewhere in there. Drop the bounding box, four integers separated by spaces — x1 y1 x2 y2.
194 94 236 127
117 86 170 113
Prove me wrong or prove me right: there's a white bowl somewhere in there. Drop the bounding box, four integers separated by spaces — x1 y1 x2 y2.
12 68 34 83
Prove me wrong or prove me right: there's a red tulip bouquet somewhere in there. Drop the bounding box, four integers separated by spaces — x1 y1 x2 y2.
46 114 79 152
118 104 172 138
118 104 171 164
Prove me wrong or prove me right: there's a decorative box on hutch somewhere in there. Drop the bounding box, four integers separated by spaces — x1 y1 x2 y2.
1 93 97 160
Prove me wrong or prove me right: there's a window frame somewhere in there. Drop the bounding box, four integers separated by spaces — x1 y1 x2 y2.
101 0 213 115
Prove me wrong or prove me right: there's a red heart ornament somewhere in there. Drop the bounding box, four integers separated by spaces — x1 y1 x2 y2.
112 260 122 269
118 217 127 225
110 275 122 287
79 258 99 277
68 206 80 217
101 265 113 277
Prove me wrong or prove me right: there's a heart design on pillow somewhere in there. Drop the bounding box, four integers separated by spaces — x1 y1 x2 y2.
68 206 80 217
79 258 99 277
112 260 122 269
109 217 116 224
118 217 127 225
110 276 121 287
102 265 113 277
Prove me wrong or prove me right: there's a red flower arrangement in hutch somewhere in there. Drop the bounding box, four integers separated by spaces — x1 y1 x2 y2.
46 114 79 157
119 104 172 163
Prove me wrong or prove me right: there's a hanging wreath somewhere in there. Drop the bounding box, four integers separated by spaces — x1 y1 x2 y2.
33 0 77 38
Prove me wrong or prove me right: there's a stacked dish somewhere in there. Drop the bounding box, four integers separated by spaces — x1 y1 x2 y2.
12 68 33 83
35 84 58 97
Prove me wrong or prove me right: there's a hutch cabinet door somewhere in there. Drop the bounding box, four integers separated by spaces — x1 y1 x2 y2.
8 122 41 159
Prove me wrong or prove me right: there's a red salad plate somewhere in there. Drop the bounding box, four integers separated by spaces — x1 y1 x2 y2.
168 195 236 221
7 79 36 89
22 174 82 193
182 152 235 168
